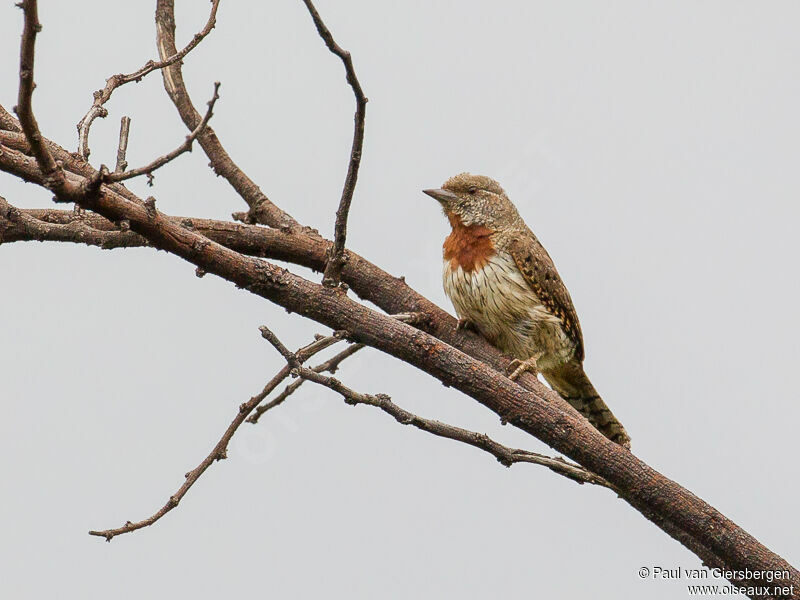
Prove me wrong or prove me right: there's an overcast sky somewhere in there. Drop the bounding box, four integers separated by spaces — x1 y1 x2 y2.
1 2 798 598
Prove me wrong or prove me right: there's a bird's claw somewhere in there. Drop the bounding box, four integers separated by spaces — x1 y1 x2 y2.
507 357 539 381
456 318 475 332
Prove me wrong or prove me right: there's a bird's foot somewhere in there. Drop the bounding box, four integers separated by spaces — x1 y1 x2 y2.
456 318 476 332
507 356 541 381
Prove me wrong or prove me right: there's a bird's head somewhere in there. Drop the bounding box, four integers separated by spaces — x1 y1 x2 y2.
423 173 520 230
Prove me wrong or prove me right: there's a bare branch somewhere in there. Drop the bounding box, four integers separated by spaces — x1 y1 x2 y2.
301 0 368 287
258 325 298 363
257 321 610 488
88 331 345 541
104 83 220 185
297 362 612 487
1 97 797 594
261 322 608 488
155 0 298 230
247 342 364 424
251 314 421 424
76 0 220 159
13 0 77 198
0 104 22 132
114 116 131 174
0 196 143 249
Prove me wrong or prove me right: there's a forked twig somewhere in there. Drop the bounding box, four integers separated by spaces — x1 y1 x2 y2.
76 0 221 159
103 83 220 185
88 330 345 541
247 342 364 424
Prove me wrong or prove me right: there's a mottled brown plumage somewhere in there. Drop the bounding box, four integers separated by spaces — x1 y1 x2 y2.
424 173 630 447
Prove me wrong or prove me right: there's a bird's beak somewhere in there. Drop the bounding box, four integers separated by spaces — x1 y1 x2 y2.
423 188 459 204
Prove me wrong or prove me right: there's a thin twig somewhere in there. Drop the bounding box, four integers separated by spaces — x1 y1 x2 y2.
103 83 220 185
251 324 613 490
247 342 365 424
88 330 345 541
294 365 612 488
76 0 220 159
13 0 71 195
300 0 367 287
114 116 131 174
257 324 608 488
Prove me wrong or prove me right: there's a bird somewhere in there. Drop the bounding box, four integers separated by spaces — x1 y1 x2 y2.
424 173 631 448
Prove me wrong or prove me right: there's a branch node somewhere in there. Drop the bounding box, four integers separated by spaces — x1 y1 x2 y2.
144 196 156 217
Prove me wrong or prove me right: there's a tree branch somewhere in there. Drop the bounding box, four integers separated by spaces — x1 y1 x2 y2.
0 196 143 249
0 103 22 132
154 0 298 230
114 116 131 174
2 3 797 594
9 139 783 588
247 341 365 424
88 331 346 541
104 82 220 185
86 315 420 540
300 0 368 287
257 325 613 488
13 0 77 198
76 0 220 160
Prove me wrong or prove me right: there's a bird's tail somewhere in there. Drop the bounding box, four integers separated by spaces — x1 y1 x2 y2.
542 360 631 448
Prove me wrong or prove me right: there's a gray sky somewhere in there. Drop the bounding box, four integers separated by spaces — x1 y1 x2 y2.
1 1 798 598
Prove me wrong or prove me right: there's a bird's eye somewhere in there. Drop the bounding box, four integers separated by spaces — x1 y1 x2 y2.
468 186 477 195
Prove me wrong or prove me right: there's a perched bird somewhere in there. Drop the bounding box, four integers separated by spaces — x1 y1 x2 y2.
424 173 630 447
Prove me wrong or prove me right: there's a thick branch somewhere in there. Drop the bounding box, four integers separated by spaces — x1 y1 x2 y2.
0 196 143 249
76 0 220 159
301 0 368 287
12 151 788 589
0 104 22 132
2 122 797 599
1 17 796 590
